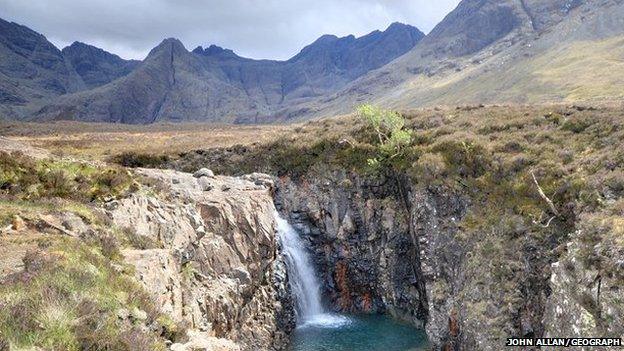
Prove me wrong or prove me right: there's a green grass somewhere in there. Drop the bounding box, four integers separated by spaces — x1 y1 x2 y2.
0 238 167 351
1 151 134 202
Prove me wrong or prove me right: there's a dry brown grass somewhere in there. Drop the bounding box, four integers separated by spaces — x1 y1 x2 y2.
0 121 294 161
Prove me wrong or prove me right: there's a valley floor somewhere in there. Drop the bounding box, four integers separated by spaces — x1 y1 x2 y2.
0 121 291 161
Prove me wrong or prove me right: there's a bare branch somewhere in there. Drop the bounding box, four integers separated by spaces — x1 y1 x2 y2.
530 171 560 217
532 215 556 228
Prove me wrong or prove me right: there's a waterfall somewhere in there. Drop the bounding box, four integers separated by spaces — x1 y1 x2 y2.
275 212 350 328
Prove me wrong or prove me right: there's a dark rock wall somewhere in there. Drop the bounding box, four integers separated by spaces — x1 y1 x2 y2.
275 171 432 328
273 170 588 351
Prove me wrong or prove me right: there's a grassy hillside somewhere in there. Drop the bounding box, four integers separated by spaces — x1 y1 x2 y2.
379 35 624 108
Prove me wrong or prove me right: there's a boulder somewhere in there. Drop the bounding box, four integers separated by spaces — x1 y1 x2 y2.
194 168 215 178
241 173 274 188
232 267 251 285
197 176 214 191
11 215 26 231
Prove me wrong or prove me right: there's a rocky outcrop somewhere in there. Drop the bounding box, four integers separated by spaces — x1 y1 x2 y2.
106 169 294 350
275 171 430 327
543 226 624 348
274 168 624 351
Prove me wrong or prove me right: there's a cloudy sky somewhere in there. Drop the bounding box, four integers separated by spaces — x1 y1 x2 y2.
0 0 460 60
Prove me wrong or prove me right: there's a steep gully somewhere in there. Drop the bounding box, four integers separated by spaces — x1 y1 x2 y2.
274 173 435 340
272 167 624 351
275 197 429 351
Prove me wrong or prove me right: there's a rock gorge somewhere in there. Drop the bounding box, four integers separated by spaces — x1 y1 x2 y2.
86 163 622 350
273 168 623 350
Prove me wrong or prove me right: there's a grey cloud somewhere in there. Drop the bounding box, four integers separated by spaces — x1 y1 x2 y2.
0 0 460 60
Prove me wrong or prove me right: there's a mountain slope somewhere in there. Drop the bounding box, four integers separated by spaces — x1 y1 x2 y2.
33 23 424 123
62 42 140 89
5 0 624 124
303 0 624 117
0 18 83 119
0 19 139 119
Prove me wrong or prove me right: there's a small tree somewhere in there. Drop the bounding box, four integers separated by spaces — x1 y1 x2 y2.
357 104 412 169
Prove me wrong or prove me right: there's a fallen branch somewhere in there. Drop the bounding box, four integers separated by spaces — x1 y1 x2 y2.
532 215 556 228
530 171 560 217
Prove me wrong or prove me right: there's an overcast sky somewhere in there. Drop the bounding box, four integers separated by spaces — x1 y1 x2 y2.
0 0 460 61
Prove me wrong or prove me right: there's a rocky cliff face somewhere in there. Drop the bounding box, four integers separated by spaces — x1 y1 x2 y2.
106 169 294 350
273 168 623 351
275 171 429 327
543 214 624 345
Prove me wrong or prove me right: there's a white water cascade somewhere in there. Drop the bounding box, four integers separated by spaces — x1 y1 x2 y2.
275 212 350 328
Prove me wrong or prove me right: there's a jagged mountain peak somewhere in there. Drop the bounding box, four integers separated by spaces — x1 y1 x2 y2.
385 21 421 33
147 37 188 57
192 44 240 59
62 41 139 89
65 41 97 50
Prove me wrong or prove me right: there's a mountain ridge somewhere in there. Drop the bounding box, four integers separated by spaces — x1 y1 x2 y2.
62 41 140 89
2 0 624 124
27 22 424 123
291 0 624 119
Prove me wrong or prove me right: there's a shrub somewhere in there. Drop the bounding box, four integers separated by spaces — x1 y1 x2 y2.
413 153 448 182
99 233 121 260
604 171 624 199
40 169 73 197
122 227 160 250
562 117 593 133
357 104 413 170
156 315 188 343
91 169 133 200
112 152 170 169
432 139 491 178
